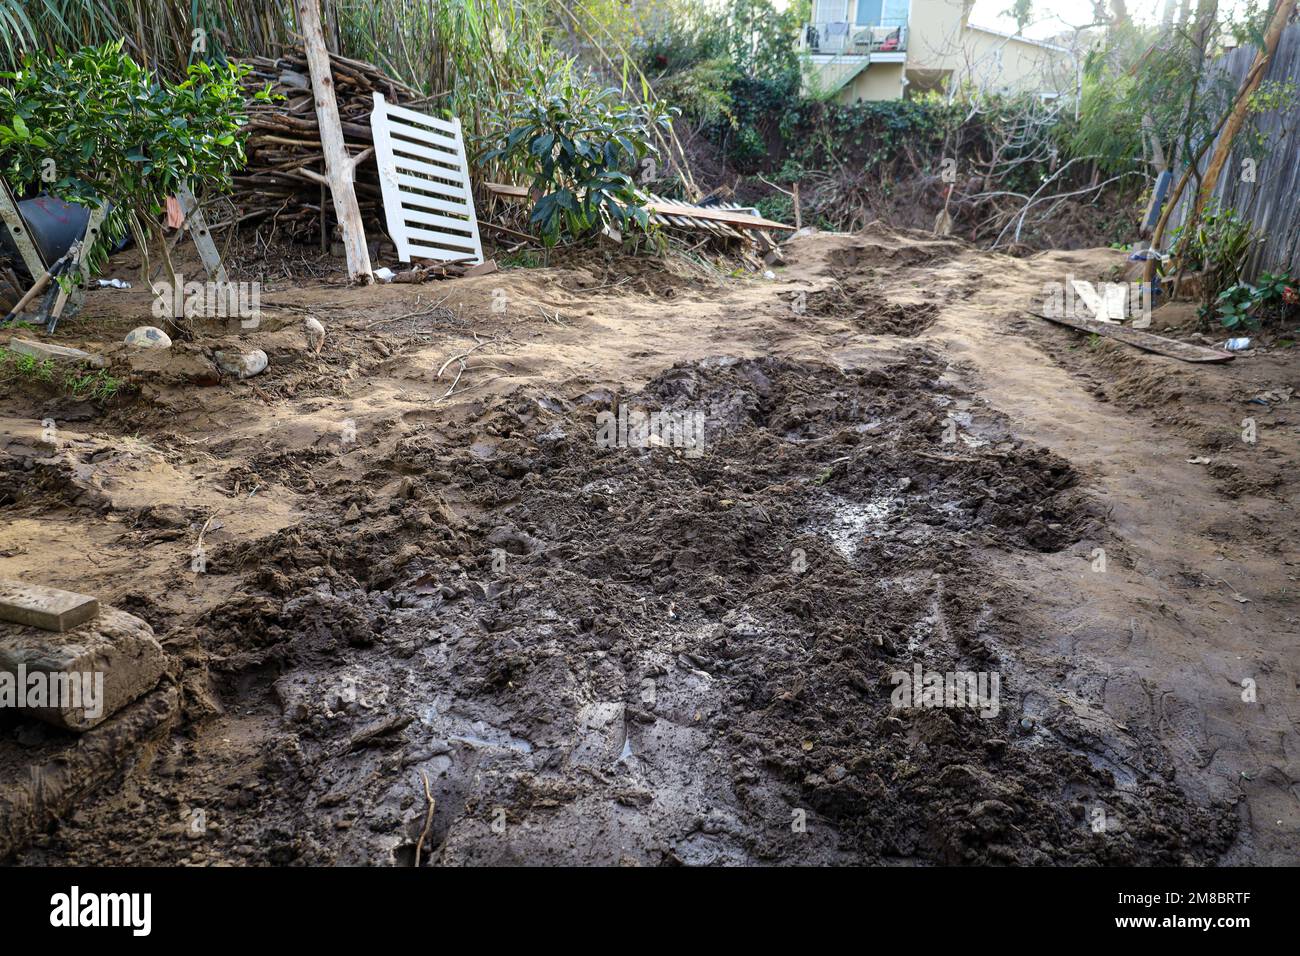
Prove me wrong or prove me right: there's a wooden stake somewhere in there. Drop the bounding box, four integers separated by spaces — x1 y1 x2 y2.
297 0 373 284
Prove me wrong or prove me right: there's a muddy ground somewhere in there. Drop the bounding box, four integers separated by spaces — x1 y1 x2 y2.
1 227 1296 865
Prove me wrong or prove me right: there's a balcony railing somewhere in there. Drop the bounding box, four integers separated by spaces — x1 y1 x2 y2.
801 22 908 56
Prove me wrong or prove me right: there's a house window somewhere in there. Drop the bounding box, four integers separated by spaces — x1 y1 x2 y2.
855 0 882 25
820 0 849 22
881 0 909 27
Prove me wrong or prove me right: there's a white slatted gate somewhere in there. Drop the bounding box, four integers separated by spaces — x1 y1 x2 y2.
370 92 484 264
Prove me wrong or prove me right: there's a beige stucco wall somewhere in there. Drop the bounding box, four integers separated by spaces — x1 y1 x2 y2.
902 0 971 72
950 29 1075 95
837 62 906 102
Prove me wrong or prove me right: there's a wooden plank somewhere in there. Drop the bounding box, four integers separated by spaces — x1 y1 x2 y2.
299 0 372 283
1031 312 1235 363
176 185 229 283
0 579 100 633
646 200 792 231
485 181 528 198
483 182 791 231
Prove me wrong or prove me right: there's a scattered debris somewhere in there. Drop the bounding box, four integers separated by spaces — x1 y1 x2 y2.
1032 312 1234 363
388 258 496 284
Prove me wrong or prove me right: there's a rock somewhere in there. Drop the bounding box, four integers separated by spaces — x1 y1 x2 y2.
485 524 543 555
7 336 106 368
303 316 326 354
124 326 172 349
0 605 167 731
214 348 268 380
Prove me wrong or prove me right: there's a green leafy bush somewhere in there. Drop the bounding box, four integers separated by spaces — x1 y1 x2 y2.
0 40 260 278
1177 204 1256 320
1210 271 1300 329
480 68 674 245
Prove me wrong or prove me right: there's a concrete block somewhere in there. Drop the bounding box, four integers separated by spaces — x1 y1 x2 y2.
0 605 166 730
0 579 99 632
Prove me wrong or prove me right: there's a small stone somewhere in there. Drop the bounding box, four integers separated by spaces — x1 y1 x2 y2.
214 348 268 380
304 316 326 353
124 326 172 349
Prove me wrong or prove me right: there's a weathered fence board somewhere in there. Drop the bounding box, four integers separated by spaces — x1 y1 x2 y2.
1164 23 1300 282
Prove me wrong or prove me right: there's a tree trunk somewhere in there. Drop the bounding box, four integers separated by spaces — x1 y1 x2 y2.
297 0 373 284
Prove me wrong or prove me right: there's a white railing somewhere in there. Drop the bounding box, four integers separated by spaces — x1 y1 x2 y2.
802 22 908 55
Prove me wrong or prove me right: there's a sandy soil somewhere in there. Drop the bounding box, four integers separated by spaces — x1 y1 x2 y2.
1 227 1295 865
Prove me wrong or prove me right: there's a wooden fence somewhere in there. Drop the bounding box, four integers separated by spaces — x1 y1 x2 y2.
1165 22 1300 281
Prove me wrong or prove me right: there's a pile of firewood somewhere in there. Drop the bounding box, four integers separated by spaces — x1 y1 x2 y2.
232 49 418 244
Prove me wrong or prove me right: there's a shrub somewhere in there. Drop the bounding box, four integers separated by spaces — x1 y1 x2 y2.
0 41 260 280
480 67 675 245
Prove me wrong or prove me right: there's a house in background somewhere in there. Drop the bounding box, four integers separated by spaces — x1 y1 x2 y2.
799 0 1076 102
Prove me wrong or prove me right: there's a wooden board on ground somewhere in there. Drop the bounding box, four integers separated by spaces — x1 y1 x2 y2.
1031 312 1235 364
643 199 793 232
0 579 100 633
371 92 484 265
483 182 793 232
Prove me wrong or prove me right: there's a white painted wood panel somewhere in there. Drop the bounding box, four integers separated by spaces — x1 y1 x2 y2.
371 92 483 264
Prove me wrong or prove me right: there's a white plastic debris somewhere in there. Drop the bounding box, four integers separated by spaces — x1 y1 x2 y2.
1224 337 1252 351
373 267 396 283
96 278 132 289
762 270 777 280
123 326 172 349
